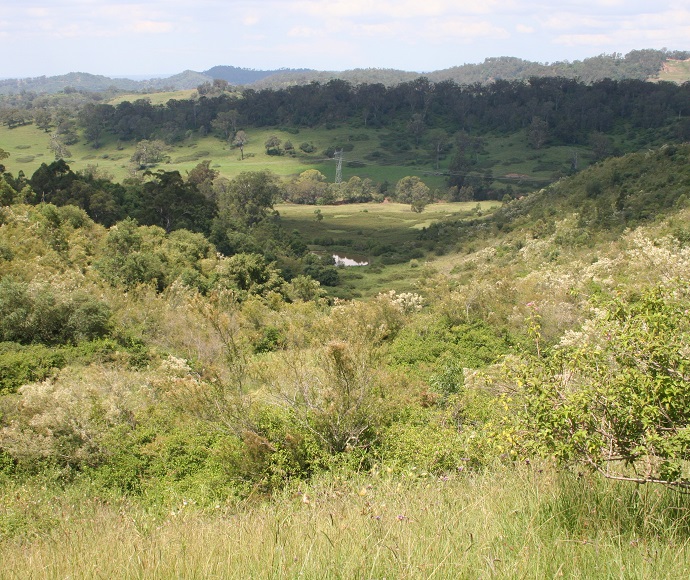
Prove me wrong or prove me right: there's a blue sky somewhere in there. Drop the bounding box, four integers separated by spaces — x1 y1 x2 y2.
1 0 689 78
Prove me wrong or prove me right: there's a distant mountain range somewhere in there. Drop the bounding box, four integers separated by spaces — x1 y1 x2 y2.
1 49 689 95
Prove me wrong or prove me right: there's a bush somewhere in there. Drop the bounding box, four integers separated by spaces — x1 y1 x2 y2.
0 278 112 346
510 281 690 488
0 343 67 394
388 318 510 369
0 365 150 472
379 410 468 473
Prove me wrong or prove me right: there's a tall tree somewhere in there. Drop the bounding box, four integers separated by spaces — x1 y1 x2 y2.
212 110 240 139
186 160 219 202
233 130 248 160
528 116 549 149
407 113 427 147
33 109 53 133
137 170 215 233
427 128 449 170
130 140 169 170
395 175 431 212
264 135 282 155
217 170 281 228
0 148 9 173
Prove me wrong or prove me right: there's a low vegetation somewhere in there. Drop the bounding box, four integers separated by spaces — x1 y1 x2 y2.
1 68 690 575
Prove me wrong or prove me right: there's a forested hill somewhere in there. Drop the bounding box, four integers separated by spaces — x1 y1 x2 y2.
2 49 689 95
203 66 314 85
249 49 690 88
0 70 213 96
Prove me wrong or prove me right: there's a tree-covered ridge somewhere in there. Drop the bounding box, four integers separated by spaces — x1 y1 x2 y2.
50 76 690 139
252 49 690 88
2 49 688 95
0 71 215 96
3 57 690 210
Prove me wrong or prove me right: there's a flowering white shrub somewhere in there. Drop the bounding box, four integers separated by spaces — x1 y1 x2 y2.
378 290 424 313
0 365 152 468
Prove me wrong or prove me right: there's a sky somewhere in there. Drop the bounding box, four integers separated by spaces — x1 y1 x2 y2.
1 0 689 79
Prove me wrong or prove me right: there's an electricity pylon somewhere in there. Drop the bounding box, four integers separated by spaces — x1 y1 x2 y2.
334 149 343 184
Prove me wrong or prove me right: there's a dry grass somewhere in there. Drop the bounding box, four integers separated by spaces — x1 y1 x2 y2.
2 466 690 578
654 59 690 83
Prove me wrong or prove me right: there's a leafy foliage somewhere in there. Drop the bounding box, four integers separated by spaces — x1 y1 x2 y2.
0 278 111 346
511 280 690 487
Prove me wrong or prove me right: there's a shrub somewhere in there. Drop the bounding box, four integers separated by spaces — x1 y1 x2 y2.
0 343 67 394
0 366 151 472
510 281 690 488
388 318 510 369
379 410 468 473
0 278 112 345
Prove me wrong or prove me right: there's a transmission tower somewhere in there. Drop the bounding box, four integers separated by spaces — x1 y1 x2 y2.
334 149 343 184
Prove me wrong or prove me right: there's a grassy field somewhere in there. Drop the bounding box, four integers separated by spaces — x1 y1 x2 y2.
0 124 336 182
277 201 497 246
655 58 690 83
1 117 595 193
1 122 444 185
277 200 499 297
106 89 198 106
2 464 689 578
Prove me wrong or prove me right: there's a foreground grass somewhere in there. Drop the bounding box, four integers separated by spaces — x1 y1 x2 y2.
2 465 689 578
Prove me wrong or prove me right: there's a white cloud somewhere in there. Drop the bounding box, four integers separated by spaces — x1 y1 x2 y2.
540 13 612 32
426 18 509 39
26 8 50 17
291 0 499 19
554 33 614 48
351 22 407 38
516 24 535 34
242 15 260 26
130 20 173 34
288 26 325 39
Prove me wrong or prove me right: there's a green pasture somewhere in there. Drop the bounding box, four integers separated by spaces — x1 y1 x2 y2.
276 200 499 297
482 130 591 184
1 123 449 186
0 124 51 172
277 200 497 245
2 118 596 192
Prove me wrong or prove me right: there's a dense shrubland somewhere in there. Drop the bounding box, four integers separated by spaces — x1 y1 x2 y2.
1 144 690 574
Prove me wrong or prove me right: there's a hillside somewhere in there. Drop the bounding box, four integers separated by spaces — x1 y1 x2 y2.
3 69 689 209
2 48 689 95
0 70 213 96
252 49 690 89
1 139 690 574
203 65 314 85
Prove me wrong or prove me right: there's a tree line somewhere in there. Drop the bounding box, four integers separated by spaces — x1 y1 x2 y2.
4 76 688 150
